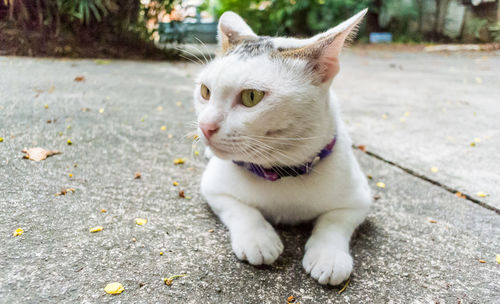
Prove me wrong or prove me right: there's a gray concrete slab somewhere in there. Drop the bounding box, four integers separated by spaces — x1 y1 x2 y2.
334 49 500 211
0 55 499 303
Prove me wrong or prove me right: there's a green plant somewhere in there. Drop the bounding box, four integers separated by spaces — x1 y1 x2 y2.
488 21 500 42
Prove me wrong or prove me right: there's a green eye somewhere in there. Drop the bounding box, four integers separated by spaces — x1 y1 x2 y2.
241 89 265 107
200 84 210 100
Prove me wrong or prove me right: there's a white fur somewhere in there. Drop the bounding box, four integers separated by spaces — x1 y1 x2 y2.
193 10 371 286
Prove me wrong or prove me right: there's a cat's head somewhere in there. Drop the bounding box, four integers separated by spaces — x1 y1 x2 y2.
194 9 366 167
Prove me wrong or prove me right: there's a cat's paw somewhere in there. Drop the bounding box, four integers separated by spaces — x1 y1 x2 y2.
230 222 283 265
302 245 353 286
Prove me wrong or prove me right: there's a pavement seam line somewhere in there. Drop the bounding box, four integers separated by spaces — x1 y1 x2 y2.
353 145 500 215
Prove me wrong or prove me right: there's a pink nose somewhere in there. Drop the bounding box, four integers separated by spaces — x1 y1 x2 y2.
200 123 220 140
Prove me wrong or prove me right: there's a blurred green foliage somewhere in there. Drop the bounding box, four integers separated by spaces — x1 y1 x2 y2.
212 0 373 37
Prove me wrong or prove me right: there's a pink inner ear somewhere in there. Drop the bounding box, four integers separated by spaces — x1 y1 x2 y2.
317 38 344 83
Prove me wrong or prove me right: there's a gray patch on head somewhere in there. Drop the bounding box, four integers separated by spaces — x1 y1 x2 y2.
226 37 275 58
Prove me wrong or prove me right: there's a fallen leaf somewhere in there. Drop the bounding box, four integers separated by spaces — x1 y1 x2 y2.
194 151 199 156
99 108 105 113
74 76 85 82
135 218 147 226
161 125 167 131
0 137 3 142
44 104 49 109
430 167 439 173
104 282 124 294
373 194 381 200
89 226 103 233
13 228 24 236
55 188 75 196
160 251 164 256
163 274 186 286
173 181 179 186
178 190 185 198
427 218 437 223
208 229 214 233
67 139 72 145
22 148 62 161
476 192 487 198
376 182 386 188
287 296 296 303
134 172 141 179
81 107 91 112
101 209 107 213
173 158 185 165
337 278 350 295
68 173 73 178
479 259 486 263
496 254 500 264
131 237 136 242
357 145 366 152
455 192 466 199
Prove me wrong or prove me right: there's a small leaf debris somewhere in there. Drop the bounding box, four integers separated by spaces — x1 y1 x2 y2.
376 182 386 188
476 192 488 198
101 209 107 213
287 296 296 303
67 139 72 145
134 172 141 179
99 108 105 113
0 137 4 142
89 226 103 233
496 254 500 264
74 76 85 82
135 218 147 226
338 277 351 294
173 158 185 165
357 145 366 152
479 259 486 263
430 167 438 173
455 192 466 199
55 188 75 196
13 228 24 237
161 125 167 131
178 190 185 198
173 181 179 186
22 148 61 161
427 218 437 224
163 274 186 286
104 282 124 295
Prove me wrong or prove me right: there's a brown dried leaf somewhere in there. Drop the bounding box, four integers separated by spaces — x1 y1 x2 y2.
134 172 141 179
74 76 85 82
22 148 62 161
178 190 185 198
358 145 366 152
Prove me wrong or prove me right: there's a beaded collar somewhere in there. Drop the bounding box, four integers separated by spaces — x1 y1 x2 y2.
233 136 337 181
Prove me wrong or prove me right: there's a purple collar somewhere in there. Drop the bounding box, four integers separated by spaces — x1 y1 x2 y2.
233 136 337 181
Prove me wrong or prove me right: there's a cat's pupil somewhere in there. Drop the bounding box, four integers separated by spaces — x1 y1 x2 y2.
250 91 254 101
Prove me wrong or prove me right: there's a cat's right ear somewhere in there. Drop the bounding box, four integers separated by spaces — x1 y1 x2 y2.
218 12 257 53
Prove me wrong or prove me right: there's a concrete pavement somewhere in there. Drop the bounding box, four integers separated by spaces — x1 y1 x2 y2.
0 51 499 303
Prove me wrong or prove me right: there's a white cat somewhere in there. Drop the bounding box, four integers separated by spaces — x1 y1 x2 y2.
193 9 371 286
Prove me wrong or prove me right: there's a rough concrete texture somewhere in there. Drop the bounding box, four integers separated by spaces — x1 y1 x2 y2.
0 52 499 303
335 49 500 211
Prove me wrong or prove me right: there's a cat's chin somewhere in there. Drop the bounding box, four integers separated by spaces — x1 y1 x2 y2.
207 145 234 160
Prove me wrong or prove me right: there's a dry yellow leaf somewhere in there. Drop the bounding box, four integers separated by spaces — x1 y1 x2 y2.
67 139 72 145
22 148 62 161
161 125 167 131
173 158 185 165
69 173 73 178
135 218 147 226
101 209 107 213
431 167 439 173
89 226 103 233
13 228 24 236
476 192 487 197
376 182 386 188
173 181 179 186
44 104 49 109
160 251 164 255
104 282 124 295
0 137 3 142
74 76 85 82
479 259 486 263
163 274 186 286
496 254 500 264
194 151 199 156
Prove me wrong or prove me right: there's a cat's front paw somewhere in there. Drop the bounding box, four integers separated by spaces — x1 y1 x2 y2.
302 244 353 286
230 222 284 265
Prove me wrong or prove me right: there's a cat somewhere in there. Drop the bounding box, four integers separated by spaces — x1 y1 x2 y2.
193 9 371 286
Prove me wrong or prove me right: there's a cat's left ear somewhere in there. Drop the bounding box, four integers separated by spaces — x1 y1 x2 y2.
218 11 258 53
277 9 367 84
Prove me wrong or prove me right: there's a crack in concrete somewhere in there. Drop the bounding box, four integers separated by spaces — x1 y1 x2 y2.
353 145 500 215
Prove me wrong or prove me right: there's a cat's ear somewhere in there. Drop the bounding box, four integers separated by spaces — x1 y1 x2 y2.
218 11 257 53
277 9 367 84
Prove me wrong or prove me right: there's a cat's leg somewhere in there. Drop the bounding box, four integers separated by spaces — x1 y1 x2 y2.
303 207 368 285
206 194 284 265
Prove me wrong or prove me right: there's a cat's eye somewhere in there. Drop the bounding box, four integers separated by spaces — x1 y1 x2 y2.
200 84 210 100
241 89 265 107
